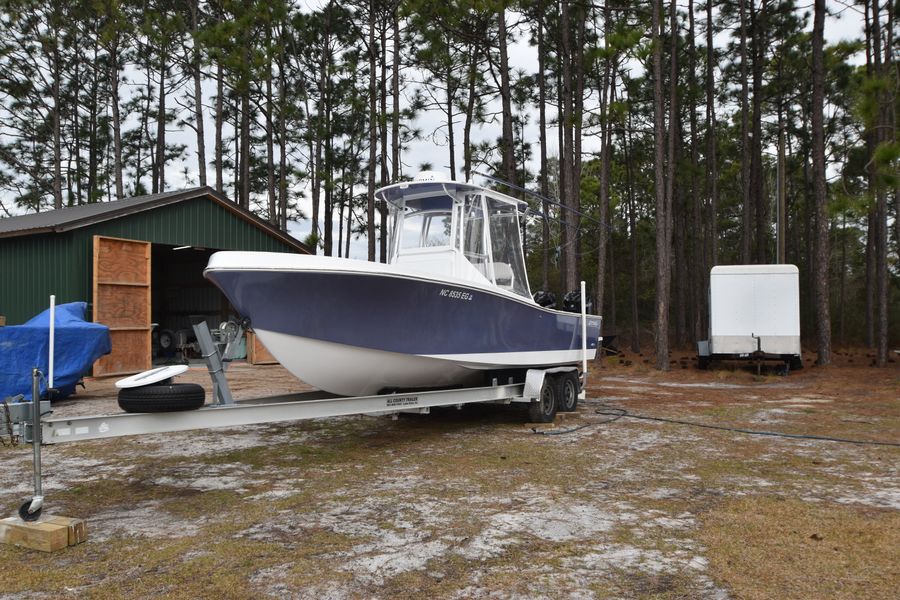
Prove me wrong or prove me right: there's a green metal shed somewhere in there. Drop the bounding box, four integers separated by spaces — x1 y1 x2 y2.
0 187 307 371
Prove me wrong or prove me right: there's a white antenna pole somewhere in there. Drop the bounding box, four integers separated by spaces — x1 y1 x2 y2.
48 295 56 390
580 280 588 390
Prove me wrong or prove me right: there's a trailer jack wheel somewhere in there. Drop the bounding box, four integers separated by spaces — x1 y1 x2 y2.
528 379 557 423
18 499 41 522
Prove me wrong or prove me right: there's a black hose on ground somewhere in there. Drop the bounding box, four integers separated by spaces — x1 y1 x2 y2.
531 402 900 447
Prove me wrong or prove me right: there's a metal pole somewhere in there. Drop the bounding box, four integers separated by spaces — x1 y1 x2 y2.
48 295 55 390
27 368 44 518
580 280 588 390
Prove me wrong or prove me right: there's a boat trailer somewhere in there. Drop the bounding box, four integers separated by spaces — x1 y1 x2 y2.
1 318 589 535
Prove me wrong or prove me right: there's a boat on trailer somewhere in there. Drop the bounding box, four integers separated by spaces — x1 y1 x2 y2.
204 172 601 396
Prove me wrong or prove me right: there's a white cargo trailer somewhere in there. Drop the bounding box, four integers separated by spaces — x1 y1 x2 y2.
698 264 802 370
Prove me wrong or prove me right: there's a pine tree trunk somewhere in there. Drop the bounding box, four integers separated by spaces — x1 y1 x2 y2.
751 1 768 264
739 0 751 264
52 30 62 209
537 5 549 291
653 0 670 370
110 42 124 200
379 19 389 262
240 72 250 209
278 40 288 229
367 0 377 262
156 48 167 194
872 0 888 366
190 0 206 187
391 9 400 182
671 76 684 348
498 5 516 190
572 8 585 280
705 0 718 267
88 44 99 203
445 65 456 180
595 17 612 323
688 0 703 342
625 110 640 353
863 0 874 348
811 0 831 365
215 62 224 193
560 0 576 292
266 45 276 224
463 45 476 182
74 40 83 206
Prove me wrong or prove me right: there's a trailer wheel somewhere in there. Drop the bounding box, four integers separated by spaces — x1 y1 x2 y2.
528 379 557 423
556 372 580 412
118 383 205 413
18 499 41 522
698 356 710 370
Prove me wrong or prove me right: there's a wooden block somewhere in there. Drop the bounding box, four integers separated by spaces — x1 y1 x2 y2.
247 330 278 365
0 517 69 552
42 516 87 546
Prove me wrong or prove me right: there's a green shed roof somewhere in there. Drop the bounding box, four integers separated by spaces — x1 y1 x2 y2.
0 187 308 253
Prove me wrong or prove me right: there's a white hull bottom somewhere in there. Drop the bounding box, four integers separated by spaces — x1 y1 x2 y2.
255 329 595 396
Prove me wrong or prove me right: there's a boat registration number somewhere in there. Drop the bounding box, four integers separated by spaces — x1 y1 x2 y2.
439 288 473 301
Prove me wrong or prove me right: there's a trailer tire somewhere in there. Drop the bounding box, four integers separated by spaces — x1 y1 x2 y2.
556 372 579 412
118 383 206 413
528 379 557 423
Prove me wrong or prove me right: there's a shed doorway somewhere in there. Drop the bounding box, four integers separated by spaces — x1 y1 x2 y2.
150 244 236 363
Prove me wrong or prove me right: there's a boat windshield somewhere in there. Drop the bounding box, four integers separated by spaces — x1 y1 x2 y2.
485 194 530 298
392 195 454 253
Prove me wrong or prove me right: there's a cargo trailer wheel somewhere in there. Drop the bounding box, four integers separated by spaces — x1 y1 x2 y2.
118 383 205 413
556 372 580 412
528 379 557 423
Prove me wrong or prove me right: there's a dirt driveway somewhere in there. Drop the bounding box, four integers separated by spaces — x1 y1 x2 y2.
1 350 897 599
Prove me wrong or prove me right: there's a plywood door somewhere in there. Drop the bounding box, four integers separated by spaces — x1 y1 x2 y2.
93 235 151 376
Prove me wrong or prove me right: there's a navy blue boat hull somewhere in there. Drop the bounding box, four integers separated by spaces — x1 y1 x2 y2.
205 262 600 395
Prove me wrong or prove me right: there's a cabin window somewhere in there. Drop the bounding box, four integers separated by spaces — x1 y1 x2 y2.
486 196 530 298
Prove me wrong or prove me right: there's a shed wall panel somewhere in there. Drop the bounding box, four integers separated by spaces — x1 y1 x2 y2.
0 234 79 324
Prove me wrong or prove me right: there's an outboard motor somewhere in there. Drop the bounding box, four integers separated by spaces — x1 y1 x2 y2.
563 290 593 313
533 290 557 308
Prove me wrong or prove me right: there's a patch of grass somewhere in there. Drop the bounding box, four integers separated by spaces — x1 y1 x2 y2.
700 495 900 600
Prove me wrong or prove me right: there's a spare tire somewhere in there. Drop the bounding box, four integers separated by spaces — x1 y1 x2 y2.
118 383 206 413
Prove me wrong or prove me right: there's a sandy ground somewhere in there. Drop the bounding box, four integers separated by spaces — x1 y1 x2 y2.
0 349 897 599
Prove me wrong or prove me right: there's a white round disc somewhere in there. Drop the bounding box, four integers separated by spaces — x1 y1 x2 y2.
115 365 189 389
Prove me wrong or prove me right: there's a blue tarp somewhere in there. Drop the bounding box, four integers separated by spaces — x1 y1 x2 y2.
0 302 111 401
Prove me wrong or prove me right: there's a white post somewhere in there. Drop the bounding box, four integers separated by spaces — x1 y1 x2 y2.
48 295 55 390
580 280 588 399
